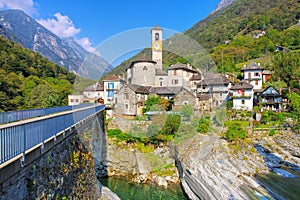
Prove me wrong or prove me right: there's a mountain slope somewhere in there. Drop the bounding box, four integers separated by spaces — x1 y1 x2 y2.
0 9 112 79
110 0 300 77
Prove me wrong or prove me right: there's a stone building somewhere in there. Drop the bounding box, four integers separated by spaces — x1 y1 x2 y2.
197 73 232 107
115 84 150 117
167 63 199 88
173 88 198 110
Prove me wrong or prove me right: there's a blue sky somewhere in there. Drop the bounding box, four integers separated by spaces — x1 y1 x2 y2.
0 0 221 52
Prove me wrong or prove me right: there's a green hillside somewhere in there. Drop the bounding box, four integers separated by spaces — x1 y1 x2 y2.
0 36 76 111
108 0 300 87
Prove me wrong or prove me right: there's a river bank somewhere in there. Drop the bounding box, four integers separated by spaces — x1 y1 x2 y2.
100 116 300 199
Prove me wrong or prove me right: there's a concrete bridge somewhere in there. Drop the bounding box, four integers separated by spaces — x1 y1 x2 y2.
0 104 106 199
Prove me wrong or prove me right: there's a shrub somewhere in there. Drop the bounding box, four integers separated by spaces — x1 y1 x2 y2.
198 116 210 134
269 129 276 136
224 122 247 142
161 114 181 135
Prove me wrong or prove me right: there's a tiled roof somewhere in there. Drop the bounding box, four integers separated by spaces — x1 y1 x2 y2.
155 68 168 76
230 81 253 90
197 94 211 100
241 62 264 71
102 74 121 81
83 82 103 91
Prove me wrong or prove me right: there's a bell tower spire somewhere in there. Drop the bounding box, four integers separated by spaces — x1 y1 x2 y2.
151 25 162 69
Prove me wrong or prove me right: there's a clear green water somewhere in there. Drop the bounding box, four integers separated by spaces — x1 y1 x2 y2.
256 169 300 200
99 177 187 200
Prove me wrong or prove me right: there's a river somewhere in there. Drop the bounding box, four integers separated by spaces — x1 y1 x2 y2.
99 177 187 200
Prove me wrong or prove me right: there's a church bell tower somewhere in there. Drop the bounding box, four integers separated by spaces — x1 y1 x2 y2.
151 25 162 69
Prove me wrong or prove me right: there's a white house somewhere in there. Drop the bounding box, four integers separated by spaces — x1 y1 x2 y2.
241 62 263 90
82 82 104 103
103 74 124 107
68 94 84 106
230 81 254 110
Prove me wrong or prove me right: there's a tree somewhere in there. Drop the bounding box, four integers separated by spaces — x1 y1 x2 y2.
225 122 247 142
161 114 181 135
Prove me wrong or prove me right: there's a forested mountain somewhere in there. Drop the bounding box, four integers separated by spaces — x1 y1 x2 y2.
0 36 76 111
109 0 300 89
0 9 112 79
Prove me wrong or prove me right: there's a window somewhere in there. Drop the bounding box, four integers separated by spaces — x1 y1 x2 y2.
241 99 245 104
248 72 251 79
75 99 79 103
255 72 259 77
160 82 163 86
202 86 206 90
70 99 74 103
172 79 178 85
125 104 129 110
255 80 258 85
155 33 159 41
143 66 148 71
125 94 129 100
174 70 177 76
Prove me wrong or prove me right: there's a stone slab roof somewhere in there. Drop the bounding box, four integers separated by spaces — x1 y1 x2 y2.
102 74 121 81
197 94 212 100
127 84 151 94
155 68 168 76
230 81 253 90
167 62 198 73
83 82 103 91
198 75 231 86
190 73 202 81
241 62 264 71
149 86 182 95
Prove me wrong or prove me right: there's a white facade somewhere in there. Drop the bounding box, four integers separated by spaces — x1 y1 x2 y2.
242 63 263 90
68 95 83 106
231 87 254 110
103 75 123 107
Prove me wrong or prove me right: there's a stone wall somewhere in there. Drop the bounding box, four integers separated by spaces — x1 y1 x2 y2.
0 112 108 200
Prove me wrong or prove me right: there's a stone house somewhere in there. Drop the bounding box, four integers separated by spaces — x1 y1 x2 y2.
230 81 254 110
173 88 198 110
190 73 202 94
241 62 263 90
259 86 282 111
167 63 199 88
197 73 232 107
197 94 212 114
115 84 150 117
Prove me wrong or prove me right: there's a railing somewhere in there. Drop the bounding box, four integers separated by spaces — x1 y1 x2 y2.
0 104 93 124
0 104 105 164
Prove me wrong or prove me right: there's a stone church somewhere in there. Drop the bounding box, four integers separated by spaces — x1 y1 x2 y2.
116 25 200 117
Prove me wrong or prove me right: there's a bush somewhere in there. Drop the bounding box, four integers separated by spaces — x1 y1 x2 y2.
224 122 247 142
269 129 276 136
161 114 181 135
198 116 210 134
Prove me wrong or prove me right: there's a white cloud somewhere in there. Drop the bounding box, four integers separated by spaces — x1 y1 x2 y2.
76 37 98 53
0 0 37 15
37 12 80 38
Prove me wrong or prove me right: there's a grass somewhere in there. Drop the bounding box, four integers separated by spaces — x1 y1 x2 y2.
224 120 250 128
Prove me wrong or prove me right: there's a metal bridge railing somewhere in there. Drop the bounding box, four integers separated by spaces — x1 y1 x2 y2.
0 104 94 124
0 104 105 165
